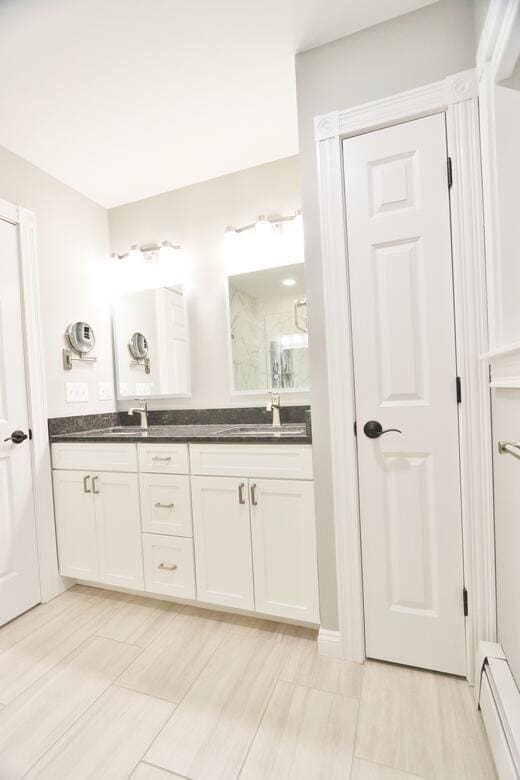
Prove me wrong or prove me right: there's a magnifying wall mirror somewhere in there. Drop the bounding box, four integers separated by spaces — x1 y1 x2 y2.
128 332 149 360
66 321 96 354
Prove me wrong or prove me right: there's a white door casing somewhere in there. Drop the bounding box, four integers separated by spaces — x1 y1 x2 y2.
0 218 41 625
343 113 466 674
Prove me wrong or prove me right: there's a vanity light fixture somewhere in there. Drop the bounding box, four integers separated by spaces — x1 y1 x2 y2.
225 209 303 236
111 240 180 261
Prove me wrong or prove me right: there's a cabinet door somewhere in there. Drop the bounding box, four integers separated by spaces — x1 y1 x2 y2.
140 473 192 537
52 470 98 581
94 472 144 590
250 479 320 623
191 476 254 610
142 533 196 599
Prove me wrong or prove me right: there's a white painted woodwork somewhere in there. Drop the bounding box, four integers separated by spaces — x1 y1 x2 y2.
250 479 320 622
0 218 40 625
51 442 138 473
142 533 196 599
343 113 466 675
189 443 313 480
191 476 254 610
94 472 144 590
138 443 190 475
52 470 98 581
140 473 192 537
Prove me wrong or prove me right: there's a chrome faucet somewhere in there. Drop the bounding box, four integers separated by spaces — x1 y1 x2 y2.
266 393 281 427
128 399 148 429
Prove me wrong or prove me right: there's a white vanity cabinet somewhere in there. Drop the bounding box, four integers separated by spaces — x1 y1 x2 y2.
51 439 319 626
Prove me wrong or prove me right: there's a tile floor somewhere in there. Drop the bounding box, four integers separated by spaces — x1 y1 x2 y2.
0 585 497 779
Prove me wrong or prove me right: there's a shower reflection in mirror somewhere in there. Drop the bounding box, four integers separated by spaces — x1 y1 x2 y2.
227 262 309 394
112 286 190 399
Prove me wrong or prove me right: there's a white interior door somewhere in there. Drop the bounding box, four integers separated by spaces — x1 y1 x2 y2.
0 218 40 626
156 287 189 395
343 113 466 675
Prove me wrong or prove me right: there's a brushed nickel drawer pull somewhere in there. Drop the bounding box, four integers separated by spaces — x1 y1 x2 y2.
83 475 91 494
92 475 100 494
155 502 174 509
251 483 258 506
152 456 172 462
158 562 178 571
238 482 246 505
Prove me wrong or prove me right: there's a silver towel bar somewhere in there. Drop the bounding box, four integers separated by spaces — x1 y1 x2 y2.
498 441 520 459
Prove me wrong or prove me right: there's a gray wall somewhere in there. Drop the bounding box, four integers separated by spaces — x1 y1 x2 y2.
109 156 308 410
295 0 477 630
473 0 491 41
0 145 113 418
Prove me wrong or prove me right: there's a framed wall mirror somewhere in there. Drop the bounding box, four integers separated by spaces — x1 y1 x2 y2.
112 285 191 399
227 262 309 394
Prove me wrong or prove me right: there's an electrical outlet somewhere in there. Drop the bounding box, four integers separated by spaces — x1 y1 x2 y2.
136 382 153 396
119 382 129 397
65 382 89 403
98 381 114 401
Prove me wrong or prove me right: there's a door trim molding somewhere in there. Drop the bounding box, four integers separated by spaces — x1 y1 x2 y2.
0 198 64 604
314 69 495 682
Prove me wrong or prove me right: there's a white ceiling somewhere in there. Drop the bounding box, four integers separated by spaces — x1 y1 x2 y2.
0 0 436 208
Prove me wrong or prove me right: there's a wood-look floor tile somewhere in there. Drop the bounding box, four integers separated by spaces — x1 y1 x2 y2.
0 586 96 650
279 633 363 698
0 594 120 704
26 685 174 779
351 758 426 779
96 593 183 647
240 680 358 780
117 606 235 703
355 661 496 779
144 633 286 779
0 636 141 778
132 763 188 779
231 615 315 642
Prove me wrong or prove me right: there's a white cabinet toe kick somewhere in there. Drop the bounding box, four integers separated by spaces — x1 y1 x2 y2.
51 441 320 626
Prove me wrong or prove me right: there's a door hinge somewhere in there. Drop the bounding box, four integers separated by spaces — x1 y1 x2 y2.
354 420 357 437
463 587 469 617
447 157 453 189
29 429 33 440
456 376 462 404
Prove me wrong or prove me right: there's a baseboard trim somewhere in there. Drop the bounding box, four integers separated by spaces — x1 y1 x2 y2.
318 628 343 658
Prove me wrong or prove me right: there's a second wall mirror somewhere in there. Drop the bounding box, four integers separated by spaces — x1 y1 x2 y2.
227 262 309 394
113 285 190 399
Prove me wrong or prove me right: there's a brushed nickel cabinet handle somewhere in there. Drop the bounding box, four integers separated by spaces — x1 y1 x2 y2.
152 456 172 462
158 562 178 571
83 475 91 494
238 482 246 505
92 476 100 494
251 483 258 506
155 502 174 509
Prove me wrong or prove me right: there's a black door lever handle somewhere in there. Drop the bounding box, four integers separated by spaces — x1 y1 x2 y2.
363 420 402 439
4 430 28 444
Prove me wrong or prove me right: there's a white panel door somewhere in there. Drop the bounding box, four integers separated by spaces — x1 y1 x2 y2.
53 470 98 581
191 475 254 610
250 479 320 623
156 287 190 395
0 218 40 625
343 113 466 675
94 472 144 590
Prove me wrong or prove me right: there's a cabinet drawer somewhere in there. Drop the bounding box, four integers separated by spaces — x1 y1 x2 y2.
140 474 192 537
52 443 137 473
189 444 313 480
142 533 196 599
138 443 189 474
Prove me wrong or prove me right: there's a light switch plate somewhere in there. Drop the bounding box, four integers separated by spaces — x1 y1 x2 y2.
136 382 153 396
98 381 114 401
65 382 89 403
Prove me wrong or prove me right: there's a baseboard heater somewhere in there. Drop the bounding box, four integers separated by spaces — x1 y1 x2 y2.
478 643 520 779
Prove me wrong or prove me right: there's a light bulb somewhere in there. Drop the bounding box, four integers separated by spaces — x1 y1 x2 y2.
282 278 296 287
127 244 144 264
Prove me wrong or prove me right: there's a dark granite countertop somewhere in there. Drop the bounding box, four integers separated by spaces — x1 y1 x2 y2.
50 423 312 445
